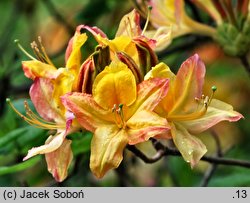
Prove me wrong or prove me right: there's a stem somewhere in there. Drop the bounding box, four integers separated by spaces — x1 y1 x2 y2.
200 130 222 187
126 144 250 169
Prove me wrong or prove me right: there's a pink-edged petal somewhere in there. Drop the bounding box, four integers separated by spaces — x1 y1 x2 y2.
45 139 73 182
61 92 112 132
115 9 142 38
171 123 207 168
30 78 63 122
77 25 107 39
127 110 170 145
23 131 66 161
180 99 244 134
90 125 128 178
65 32 87 72
169 54 205 115
129 78 169 116
22 60 57 80
23 113 73 161
144 26 172 51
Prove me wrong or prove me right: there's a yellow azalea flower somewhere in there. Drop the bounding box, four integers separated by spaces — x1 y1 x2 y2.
62 60 170 178
140 0 216 50
145 54 243 167
78 9 167 78
11 29 87 181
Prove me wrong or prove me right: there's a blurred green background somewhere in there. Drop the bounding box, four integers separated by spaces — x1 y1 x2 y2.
0 0 249 186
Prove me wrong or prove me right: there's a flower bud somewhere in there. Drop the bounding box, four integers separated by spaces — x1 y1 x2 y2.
77 45 111 94
117 52 143 83
215 17 250 56
133 38 158 75
77 58 95 94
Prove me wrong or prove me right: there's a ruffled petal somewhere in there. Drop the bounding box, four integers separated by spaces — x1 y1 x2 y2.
92 61 137 110
30 78 64 123
65 32 87 73
171 123 207 168
22 60 57 80
144 26 172 51
61 92 112 132
127 110 170 145
129 78 169 115
115 9 142 37
23 131 66 161
180 99 244 134
90 125 128 178
169 54 206 116
45 139 73 182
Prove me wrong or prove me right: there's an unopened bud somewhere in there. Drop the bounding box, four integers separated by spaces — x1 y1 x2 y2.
77 58 95 94
134 38 158 75
117 51 143 83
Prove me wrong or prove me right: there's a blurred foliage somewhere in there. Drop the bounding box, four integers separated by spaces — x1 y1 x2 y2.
0 0 250 186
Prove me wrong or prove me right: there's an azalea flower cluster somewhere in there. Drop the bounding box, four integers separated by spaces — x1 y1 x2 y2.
9 9 243 182
136 0 250 56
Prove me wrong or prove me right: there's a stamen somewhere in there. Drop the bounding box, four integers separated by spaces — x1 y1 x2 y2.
14 39 37 60
6 98 64 130
168 86 218 122
31 41 45 62
208 85 217 105
112 104 126 129
37 36 55 66
141 5 152 35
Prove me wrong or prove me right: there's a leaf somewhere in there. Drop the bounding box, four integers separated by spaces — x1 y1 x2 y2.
0 156 41 176
71 131 92 155
0 127 27 148
208 172 250 186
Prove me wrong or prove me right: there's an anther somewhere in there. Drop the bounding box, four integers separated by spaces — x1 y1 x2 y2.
194 97 200 102
211 85 217 92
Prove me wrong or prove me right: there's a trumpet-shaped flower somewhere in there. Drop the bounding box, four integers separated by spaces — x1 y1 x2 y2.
148 0 216 37
62 60 170 178
78 9 170 79
11 29 87 181
145 54 243 167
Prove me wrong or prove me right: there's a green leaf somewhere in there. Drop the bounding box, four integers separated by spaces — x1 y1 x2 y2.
0 156 41 176
208 172 250 186
0 127 27 148
72 131 92 155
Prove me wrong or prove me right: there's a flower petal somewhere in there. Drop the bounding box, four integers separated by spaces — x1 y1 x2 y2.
90 125 128 178
45 139 73 182
180 99 244 134
61 92 112 132
23 131 66 161
65 32 87 73
115 9 142 38
144 26 172 51
93 61 137 110
127 110 170 145
171 123 207 168
129 78 169 115
30 78 63 122
22 60 57 80
168 54 205 116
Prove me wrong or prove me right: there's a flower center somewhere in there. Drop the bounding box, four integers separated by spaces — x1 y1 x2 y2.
6 98 64 130
167 86 217 122
112 103 126 129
